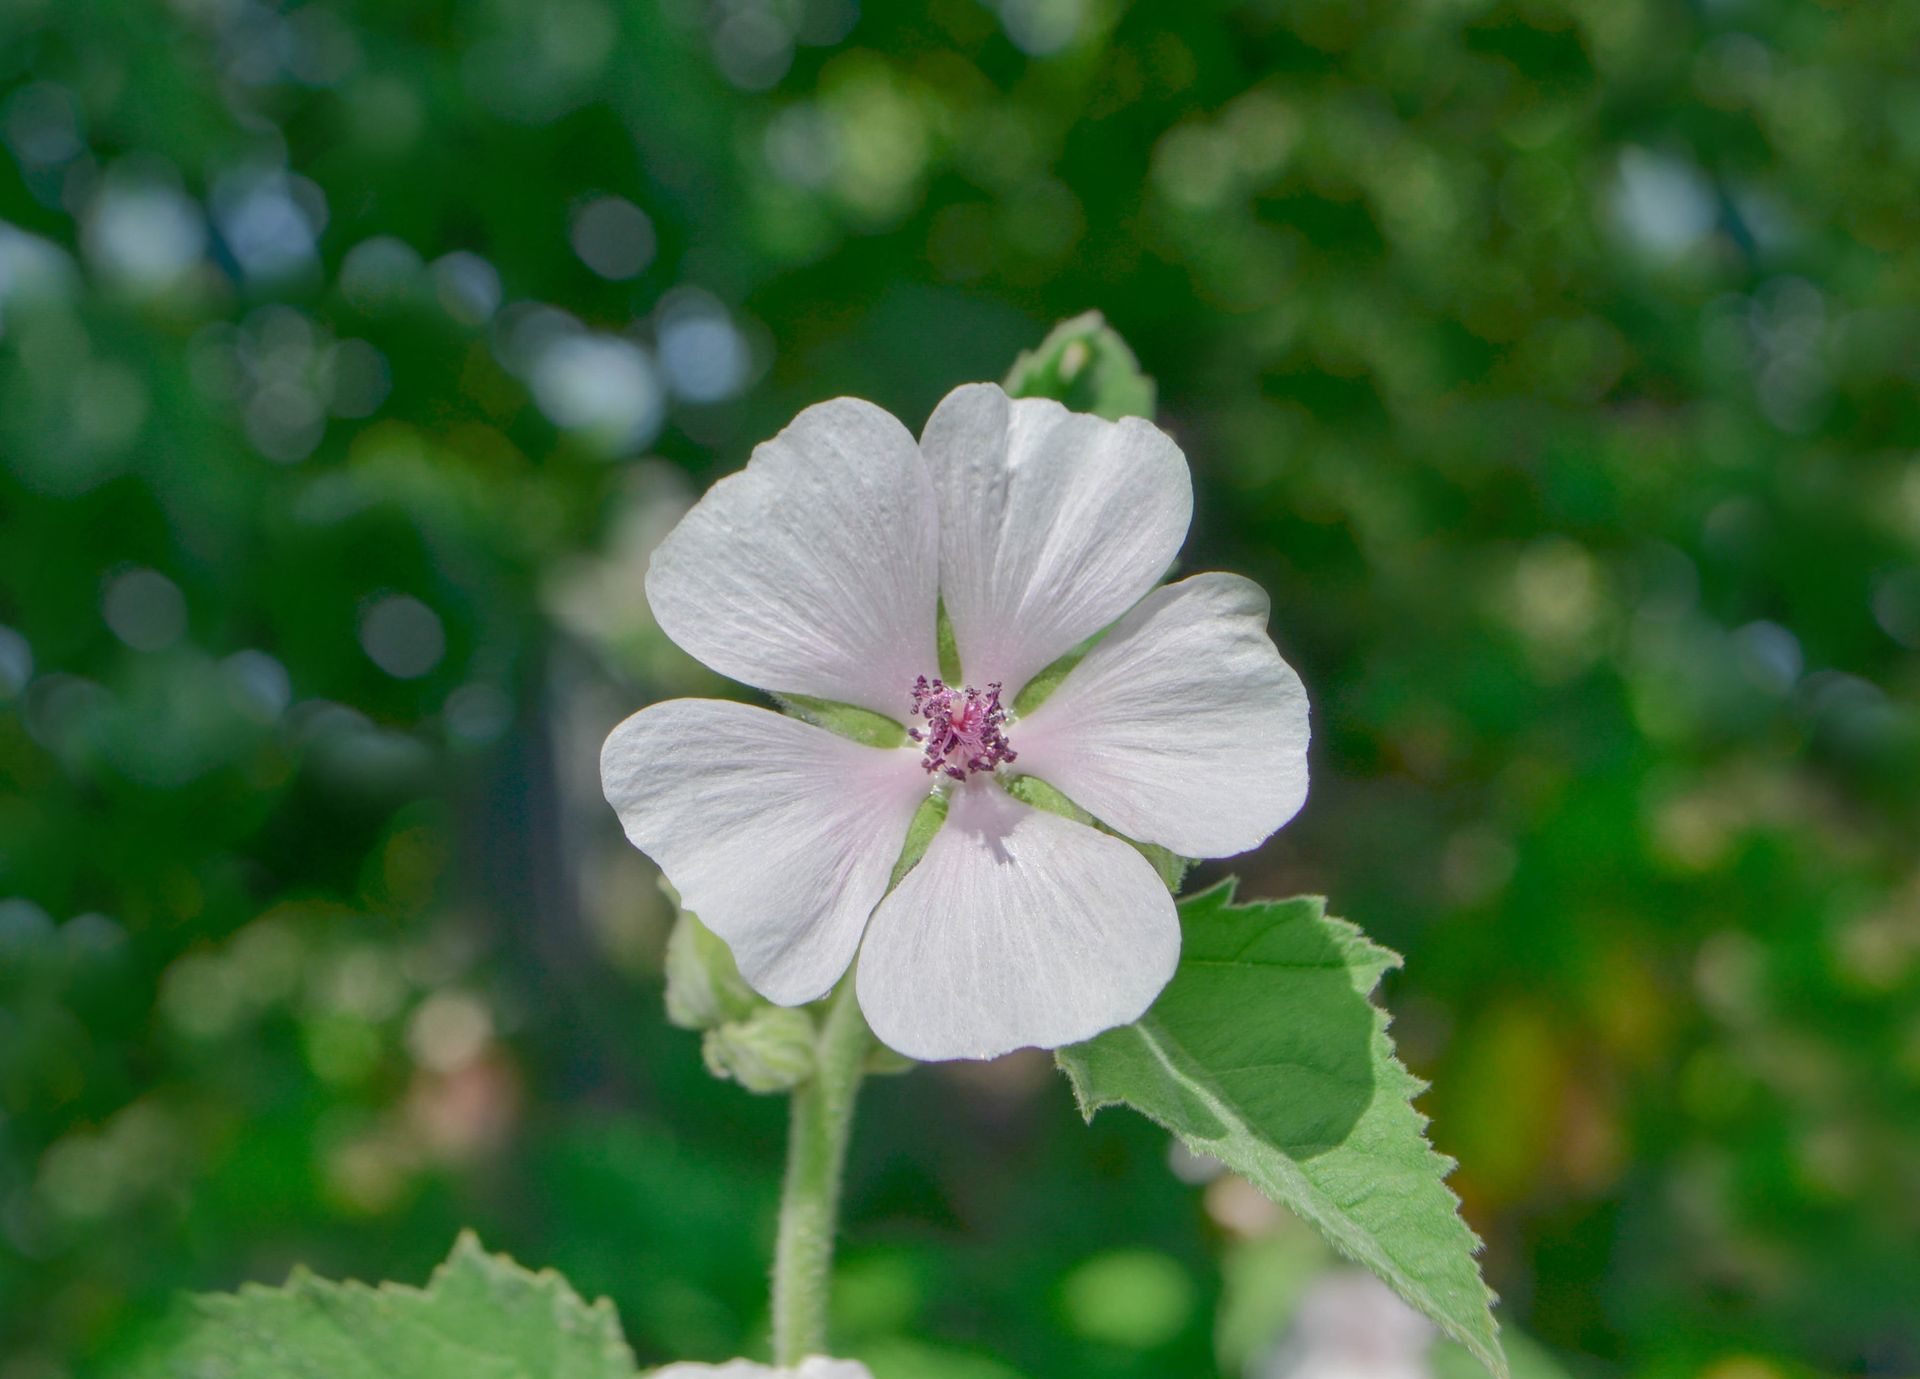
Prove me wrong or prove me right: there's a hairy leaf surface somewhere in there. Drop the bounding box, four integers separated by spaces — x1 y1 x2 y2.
1058 883 1505 1378
131 1233 638 1379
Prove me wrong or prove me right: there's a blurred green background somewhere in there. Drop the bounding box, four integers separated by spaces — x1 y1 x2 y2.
3 0 1918 1375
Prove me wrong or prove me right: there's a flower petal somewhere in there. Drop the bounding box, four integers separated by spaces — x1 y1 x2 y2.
646 398 939 719
856 781 1178 1061
602 699 929 1005
1012 573 1310 859
650 1362 873 1379
921 382 1192 699
793 1362 874 1379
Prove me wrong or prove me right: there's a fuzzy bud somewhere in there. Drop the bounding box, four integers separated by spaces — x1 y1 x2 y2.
702 1006 817 1094
661 882 763 1032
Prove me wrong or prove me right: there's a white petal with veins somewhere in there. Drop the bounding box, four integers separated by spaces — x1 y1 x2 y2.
602 699 928 1005
646 397 939 719
857 781 1179 1061
1014 573 1309 859
651 1361 873 1379
921 383 1191 700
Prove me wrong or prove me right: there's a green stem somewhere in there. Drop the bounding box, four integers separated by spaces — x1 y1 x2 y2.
770 977 870 1366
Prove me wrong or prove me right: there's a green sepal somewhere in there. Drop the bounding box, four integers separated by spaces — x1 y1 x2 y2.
1004 310 1157 421
1003 772 1091 823
777 693 908 749
1133 840 1195 893
1011 642 1088 717
886 791 949 890
1002 774 1195 896
935 600 962 684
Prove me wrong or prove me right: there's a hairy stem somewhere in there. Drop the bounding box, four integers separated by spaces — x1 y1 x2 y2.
770 977 869 1366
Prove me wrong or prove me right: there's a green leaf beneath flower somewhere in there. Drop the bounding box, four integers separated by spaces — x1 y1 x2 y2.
128 1232 638 1379
1056 883 1507 1379
1004 310 1157 421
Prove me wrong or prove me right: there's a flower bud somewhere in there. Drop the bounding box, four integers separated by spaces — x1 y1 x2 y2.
661 881 762 1031
1002 309 1156 421
701 1006 817 1094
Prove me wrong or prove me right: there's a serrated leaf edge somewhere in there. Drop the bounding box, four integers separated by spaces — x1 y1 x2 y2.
1060 887 1509 1379
194 1230 639 1375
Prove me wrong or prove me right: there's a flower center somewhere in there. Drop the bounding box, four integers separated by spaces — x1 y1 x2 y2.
907 676 1017 781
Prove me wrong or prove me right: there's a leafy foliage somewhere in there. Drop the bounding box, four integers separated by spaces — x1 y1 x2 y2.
1060 883 1503 1378
4 0 1919 1373
131 1234 637 1379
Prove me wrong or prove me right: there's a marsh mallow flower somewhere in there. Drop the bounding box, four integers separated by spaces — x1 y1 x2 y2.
652 1361 871 1379
602 383 1309 1061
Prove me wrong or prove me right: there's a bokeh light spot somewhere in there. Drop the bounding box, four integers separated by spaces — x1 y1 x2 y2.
358 595 446 679
103 568 188 652
431 251 502 326
4 82 83 168
0 624 35 696
1059 1249 1194 1349
82 168 205 293
656 288 750 404
340 236 423 314
570 196 656 281
529 333 665 452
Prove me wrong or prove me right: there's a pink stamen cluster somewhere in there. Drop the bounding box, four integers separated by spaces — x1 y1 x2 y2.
908 676 1017 781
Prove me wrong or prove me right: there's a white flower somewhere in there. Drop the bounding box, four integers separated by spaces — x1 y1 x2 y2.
1260 1272 1434 1379
601 383 1310 1061
652 1359 871 1379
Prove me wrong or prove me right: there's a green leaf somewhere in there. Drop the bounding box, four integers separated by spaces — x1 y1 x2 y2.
1004 310 1157 421
778 693 908 749
1433 1332 1573 1379
1057 882 1506 1379
130 1232 638 1379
